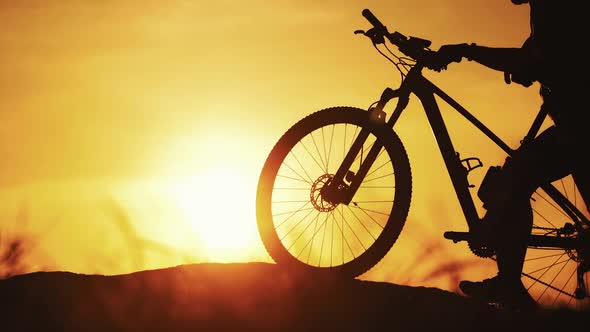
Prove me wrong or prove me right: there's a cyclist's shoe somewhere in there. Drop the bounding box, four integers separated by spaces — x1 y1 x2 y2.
459 276 538 312
459 276 501 301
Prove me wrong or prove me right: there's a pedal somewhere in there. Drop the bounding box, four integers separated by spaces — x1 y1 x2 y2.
443 231 471 243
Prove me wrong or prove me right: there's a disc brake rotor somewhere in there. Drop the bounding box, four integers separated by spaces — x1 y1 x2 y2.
310 174 338 212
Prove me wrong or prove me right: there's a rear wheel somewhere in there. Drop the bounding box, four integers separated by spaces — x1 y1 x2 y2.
523 175 590 310
256 107 412 278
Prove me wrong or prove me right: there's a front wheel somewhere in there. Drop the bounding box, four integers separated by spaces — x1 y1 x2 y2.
256 106 412 278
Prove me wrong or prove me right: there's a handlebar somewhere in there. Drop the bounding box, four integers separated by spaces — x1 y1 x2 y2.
360 8 432 62
360 10 517 86
362 9 387 33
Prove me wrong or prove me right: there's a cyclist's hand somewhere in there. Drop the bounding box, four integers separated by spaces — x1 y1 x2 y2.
507 71 535 87
424 43 468 71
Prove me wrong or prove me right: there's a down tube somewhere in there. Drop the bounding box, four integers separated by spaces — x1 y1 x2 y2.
414 87 480 230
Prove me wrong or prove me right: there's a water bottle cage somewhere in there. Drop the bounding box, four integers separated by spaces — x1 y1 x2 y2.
459 156 482 188
460 157 483 173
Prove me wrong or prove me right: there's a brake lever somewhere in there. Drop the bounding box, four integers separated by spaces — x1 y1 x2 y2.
354 28 385 44
364 27 385 44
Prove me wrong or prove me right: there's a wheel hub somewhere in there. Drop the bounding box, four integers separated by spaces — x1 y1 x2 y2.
310 174 340 212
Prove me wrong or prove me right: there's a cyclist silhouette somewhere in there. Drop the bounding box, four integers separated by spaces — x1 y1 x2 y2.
424 0 588 310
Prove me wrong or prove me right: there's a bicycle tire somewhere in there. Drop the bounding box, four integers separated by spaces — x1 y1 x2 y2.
521 176 590 309
256 106 412 278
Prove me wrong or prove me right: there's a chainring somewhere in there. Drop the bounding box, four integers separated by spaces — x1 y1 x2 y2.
468 239 496 258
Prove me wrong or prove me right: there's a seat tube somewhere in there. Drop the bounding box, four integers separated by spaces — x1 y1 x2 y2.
414 84 480 229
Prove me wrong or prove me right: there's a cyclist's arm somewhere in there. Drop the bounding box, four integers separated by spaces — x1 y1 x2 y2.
464 44 537 75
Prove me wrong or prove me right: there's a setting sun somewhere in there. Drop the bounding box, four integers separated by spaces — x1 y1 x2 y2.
162 167 261 262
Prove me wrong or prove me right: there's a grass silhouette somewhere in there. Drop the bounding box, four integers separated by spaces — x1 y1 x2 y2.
0 194 201 279
0 202 53 279
0 236 27 279
99 196 199 272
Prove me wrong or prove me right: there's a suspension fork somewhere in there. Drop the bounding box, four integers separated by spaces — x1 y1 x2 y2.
326 87 410 205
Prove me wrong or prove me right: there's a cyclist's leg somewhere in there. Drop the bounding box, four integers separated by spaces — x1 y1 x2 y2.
571 141 590 214
489 125 573 281
573 170 590 215
549 87 590 217
462 125 575 307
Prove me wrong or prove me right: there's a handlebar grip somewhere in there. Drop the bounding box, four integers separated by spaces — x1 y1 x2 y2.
362 9 386 30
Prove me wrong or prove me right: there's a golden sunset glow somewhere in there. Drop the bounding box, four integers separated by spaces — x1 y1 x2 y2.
164 167 261 261
2 0 564 297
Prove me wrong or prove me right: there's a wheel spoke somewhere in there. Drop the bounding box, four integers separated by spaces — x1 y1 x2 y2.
346 205 378 240
281 161 313 185
318 211 328 266
365 157 391 179
350 205 389 219
299 139 326 174
348 206 386 232
274 201 311 229
332 209 355 260
277 174 311 184
289 151 315 183
273 206 315 218
280 207 318 241
285 210 322 250
326 125 335 171
335 207 367 252
304 212 327 263
310 131 327 172
364 172 394 183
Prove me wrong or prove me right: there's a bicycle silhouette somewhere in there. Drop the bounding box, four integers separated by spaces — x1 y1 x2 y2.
256 9 589 309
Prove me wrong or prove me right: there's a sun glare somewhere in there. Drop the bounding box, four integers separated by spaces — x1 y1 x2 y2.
165 167 261 262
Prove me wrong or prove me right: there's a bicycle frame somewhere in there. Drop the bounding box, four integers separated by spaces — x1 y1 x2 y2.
331 64 589 249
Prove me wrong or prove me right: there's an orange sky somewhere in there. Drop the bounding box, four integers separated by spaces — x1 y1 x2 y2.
0 1 544 288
